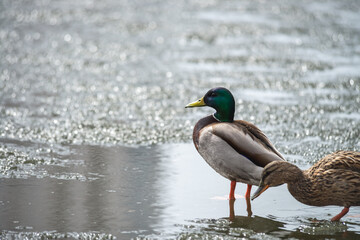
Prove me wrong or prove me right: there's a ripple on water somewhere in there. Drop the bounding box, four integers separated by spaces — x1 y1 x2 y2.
0 230 116 240
0 140 87 180
0 0 359 147
0 0 359 239
137 218 266 240
298 221 348 236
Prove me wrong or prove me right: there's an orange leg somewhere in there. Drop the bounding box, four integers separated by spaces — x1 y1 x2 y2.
331 207 349 221
245 184 253 217
245 184 252 200
229 181 236 200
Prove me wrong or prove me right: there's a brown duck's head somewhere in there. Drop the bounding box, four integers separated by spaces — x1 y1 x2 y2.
251 161 301 200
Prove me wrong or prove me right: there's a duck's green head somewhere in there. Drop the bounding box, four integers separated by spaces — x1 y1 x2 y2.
186 87 235 122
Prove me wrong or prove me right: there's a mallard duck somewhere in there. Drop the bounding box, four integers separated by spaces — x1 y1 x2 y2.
252 150 360 221
185 87 284 203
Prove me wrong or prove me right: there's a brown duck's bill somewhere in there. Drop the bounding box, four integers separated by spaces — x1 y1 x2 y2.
251 185 269 201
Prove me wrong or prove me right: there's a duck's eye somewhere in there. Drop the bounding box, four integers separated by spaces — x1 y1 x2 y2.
210 92 217 97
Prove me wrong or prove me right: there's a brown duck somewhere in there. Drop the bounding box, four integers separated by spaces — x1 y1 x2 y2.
252 150 360 221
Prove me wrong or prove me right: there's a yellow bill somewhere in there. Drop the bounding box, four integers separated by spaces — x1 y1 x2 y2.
185 97 206 108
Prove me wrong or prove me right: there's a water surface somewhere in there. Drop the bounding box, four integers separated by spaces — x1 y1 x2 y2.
0 0 360 239
1 143 360 239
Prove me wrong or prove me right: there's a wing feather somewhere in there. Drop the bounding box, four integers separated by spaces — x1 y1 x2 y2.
211 122 284 168
308 150 360 175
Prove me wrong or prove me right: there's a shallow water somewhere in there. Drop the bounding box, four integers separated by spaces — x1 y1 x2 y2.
1 143 360 239
1 0 360 239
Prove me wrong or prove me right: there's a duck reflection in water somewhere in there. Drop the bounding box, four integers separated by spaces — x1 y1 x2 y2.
220 207 354 239
226 207 285 232
228 198 253 220
186 87 284 216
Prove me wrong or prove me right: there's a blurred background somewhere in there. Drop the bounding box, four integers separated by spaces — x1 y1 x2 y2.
0 0 359 239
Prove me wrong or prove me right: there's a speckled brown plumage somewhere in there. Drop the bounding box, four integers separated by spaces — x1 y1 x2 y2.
254 150 360 221
292 151 360 208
